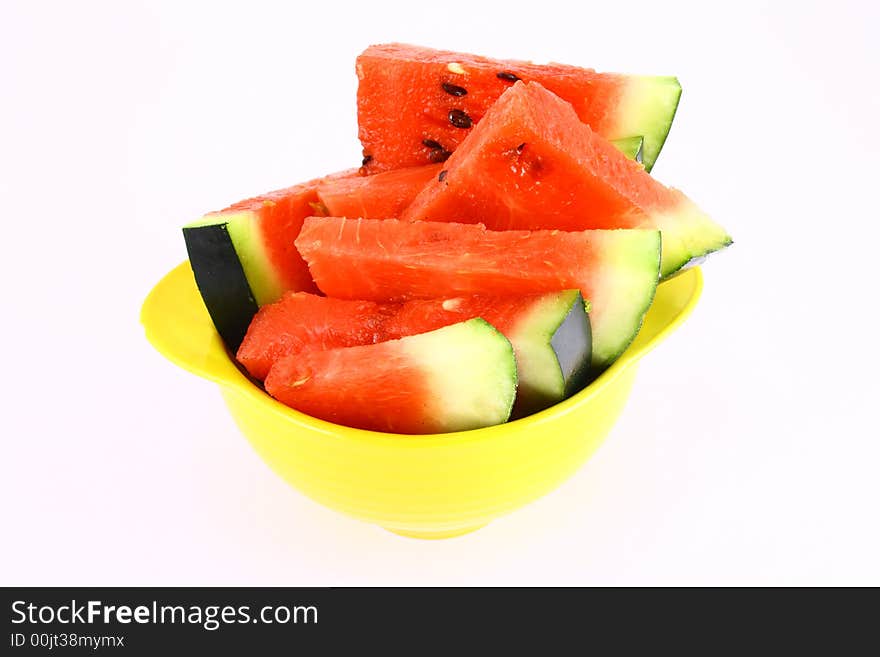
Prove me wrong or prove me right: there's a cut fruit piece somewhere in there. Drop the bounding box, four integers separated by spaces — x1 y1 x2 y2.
236 293 397 380
357 43 680 173
182 169 356 350
385 291 591 417
316 136 642 221
264 318 517 434
401 81 731 279
318 164 443 219
296 217 660 369
238 288 591 415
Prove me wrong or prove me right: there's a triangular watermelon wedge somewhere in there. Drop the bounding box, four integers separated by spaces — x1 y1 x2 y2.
356 43 680 173
401 81 731 278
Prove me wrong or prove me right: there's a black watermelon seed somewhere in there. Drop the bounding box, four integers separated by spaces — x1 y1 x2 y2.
422 139 443 150
361 154 372 166
438 169 448 182
428 149 452 163
497 71 520 82
448 109 472 129
517 142 526 153
442 82 467 97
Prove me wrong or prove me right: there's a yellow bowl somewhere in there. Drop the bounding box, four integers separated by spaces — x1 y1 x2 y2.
141 262 702 539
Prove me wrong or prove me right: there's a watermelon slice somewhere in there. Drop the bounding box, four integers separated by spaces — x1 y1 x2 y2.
357 43 680 173
401 81 731 279
264 319 517 434
236 292 396 380
295 217 660 369
384 291 591 417
182 170 355 350
237 289 591 415
317 137 643 220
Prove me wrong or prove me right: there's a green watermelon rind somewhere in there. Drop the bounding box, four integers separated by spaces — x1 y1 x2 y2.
613 76 682 173
588 229 662 369
504 289 591 417
610 136 645 163
651 191 733 280
185 211 283 307
401 318 518 432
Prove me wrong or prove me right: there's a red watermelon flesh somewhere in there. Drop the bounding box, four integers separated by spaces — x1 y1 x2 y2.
295 217 660 368
200 169 357 303
236 292 397 380
316 137 641 221
318 164 443 219
401 81 731 279
356 43 680 173
384 295 559 340
264 319 517 434
236 288 590 417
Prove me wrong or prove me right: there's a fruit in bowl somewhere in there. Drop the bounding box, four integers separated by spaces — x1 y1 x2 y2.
142 262 702 538
143 44 729 538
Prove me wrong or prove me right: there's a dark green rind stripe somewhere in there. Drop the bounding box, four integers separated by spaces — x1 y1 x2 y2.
550 293 592 397
183 224 259 352
510 290 592 420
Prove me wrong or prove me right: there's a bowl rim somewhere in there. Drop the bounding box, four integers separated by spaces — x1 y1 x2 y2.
142 261 702 447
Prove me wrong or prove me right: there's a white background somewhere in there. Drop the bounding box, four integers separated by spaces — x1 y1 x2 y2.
2 0 878 585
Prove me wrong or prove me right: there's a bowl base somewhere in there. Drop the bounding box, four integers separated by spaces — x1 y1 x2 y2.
383 523 488 540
